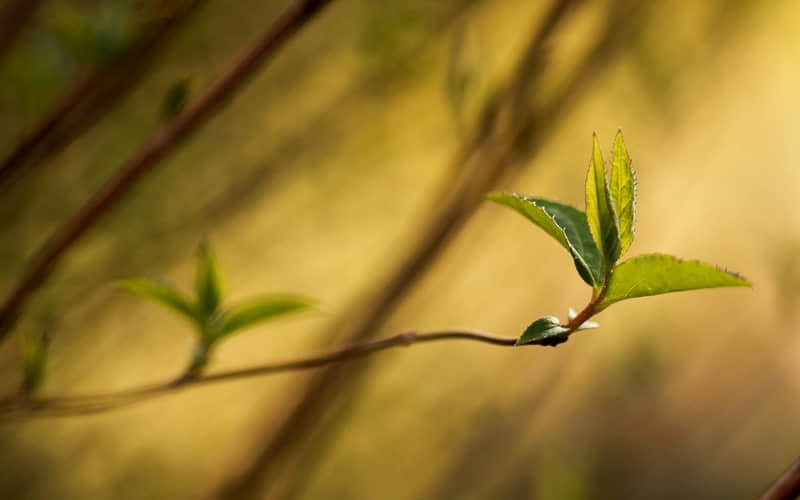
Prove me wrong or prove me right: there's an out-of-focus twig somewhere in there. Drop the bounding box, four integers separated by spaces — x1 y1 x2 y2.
0 0 335 343
0 0 203 189
0 329 516 419
0 0 43 54
216 1 581 498
759 456 800 500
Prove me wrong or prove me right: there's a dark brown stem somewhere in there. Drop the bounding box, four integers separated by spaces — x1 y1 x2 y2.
0 330 516 419
0 0 335 342
759 456 800 500
0 0 43 54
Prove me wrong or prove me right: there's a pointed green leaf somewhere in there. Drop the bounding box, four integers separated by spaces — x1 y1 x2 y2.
119 278 198 323
195 242 223 319
162 78 191 120
585 133 620 264
488 193 604 287
21 332 49 393
518 316 570 346
609 130 635 257
599 254 751 309
217 295 313 338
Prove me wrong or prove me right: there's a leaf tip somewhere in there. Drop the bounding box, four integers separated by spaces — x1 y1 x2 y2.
116 277 145 293
592 131 602 150
291 295 318 310
726 269 753 288
486 191 504 202
614 128 625 145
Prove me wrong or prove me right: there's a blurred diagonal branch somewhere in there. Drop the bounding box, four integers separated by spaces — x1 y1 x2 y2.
0 0 335 343
759 456 800 500
0 0 204 189
0 329 516 419
216 0 589 497
276 2 648 493
0 0 42 54
178 0 480 234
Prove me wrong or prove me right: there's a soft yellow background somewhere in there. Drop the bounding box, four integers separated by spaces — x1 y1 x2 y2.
1 0 799 498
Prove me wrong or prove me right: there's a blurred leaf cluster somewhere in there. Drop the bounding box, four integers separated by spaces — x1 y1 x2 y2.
120 242 312 374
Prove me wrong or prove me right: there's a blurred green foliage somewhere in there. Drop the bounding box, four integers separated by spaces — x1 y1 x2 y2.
120 242 312 373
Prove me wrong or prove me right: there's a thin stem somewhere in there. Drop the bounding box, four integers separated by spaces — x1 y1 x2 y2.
563 265 612 332
759 456 800 500
0 330 516 419
563 299 597 331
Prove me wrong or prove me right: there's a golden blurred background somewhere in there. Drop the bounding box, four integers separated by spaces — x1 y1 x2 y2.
1 0 799 498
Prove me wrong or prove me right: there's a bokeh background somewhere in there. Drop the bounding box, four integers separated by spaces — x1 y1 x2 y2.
1 0 800 498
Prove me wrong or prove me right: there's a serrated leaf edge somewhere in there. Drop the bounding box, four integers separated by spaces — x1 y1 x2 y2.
515 194 603 288
599 253 752 309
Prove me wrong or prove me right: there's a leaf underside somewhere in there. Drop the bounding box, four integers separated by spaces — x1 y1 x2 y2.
609 130 635 257
600 253 751 308
518 316 570 346
488 193 604 287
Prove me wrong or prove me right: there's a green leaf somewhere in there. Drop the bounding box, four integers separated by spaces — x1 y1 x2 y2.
119 278 198 324
195 242 223 319
162 78 191 120
217 295 313 338
585 133 620 264
609 130 635 257
599 254 751 309
488 193 605 287
517 316 570 346
21 332 49 393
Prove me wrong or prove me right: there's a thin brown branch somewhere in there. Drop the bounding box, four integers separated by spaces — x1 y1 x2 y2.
0 0 335 342
759 456 800 500
0 0 43 54
217 1 581 497
0 0 204 189
0 330 516 419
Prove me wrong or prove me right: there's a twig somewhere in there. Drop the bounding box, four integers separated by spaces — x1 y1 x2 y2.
0 0 335 342
0 330 516 419
759 456 800 500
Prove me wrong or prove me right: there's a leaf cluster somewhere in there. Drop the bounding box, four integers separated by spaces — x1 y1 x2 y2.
489 131 750 346
120 242 312 375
